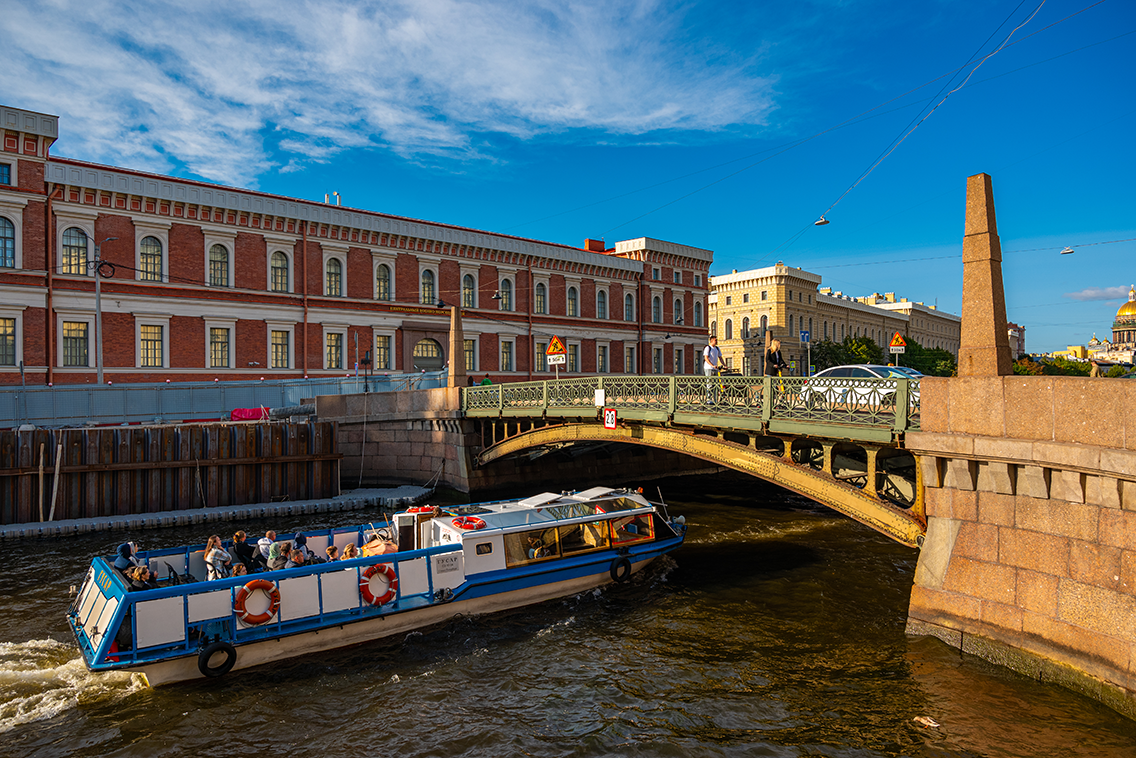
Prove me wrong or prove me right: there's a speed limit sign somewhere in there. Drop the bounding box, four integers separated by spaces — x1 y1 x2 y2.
603 408 617 429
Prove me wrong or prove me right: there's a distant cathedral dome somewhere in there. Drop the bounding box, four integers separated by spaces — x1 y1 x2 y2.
1113 286 1136 348
1118 286 1136 319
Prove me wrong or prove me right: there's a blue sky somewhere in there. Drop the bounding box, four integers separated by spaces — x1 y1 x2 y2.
4 0 1133 352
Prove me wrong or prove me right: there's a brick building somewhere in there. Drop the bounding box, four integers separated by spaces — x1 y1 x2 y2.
0 105 712 385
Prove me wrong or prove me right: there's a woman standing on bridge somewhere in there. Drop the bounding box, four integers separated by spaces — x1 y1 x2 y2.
764 338 787 376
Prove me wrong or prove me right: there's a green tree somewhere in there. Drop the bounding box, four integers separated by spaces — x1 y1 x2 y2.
899 337 957 377
810 339 847 371
845 336 886 365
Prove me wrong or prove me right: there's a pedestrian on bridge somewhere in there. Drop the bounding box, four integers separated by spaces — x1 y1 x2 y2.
764 339 787 376
704 336 723 403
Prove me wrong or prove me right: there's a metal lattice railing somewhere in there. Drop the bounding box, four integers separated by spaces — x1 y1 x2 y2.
462 373 919 439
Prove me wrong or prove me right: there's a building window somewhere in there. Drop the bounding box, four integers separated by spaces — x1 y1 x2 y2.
675 347 684 373
725 296 732 306
140 236 163 281
710 320 716 337
209 327 230 368
742 317 750 339
271 330 290 368
694 274 701 287
464 339 475 371
420 269 435 304
499 279 513 311
674 271 682 284
462 274 476 308
140 325 163 367
694 302 703 327
625 346 635 373
0 217 14 268
761 290 768 301
567 287 578 317
725 319 733 340
624 294 634 321
0 163 9 186
63 227 88 275
326 258 343 297
0 318 14 366
653 348 663 374
374 335 391 369
568 344 578 372
326 332 343 369
597 290 607 319
271 252 289 292
209 245 229 287
743 293 750 303
652 267 660 280
674 299 682 325
62 321 88 367
652 296 662 323
535 283 547 314
375 264 391 300
500 340 513 371
536 342 547 372
598 345 608 373
789 315 794 335
761 315 768 335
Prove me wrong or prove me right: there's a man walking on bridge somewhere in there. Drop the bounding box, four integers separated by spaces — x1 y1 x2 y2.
704 335 723 402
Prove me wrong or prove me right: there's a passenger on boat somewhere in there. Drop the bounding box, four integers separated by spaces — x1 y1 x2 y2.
325 545 339 562
294 533 323 563
341 543 359 561
204 535 232 581
285 549 306 569
266 542 291 571
127 565 160 591
231 530 263 572
257 530 276 561
232 563 248 577
113 542 144 574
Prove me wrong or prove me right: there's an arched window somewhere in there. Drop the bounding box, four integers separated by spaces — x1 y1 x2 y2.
674 299 683 325
0 217 14 268
694 301 703 327
412 338 444 370
725 319 733 340
624 294 634 321
742 317 750 339
535 283 547 314
710 320 717 337
375 264 391 300
326 258 343 296
651 296 661 323
209 244 229 287
499 279 513 311
760 315 768 334
567 287 578 317
841 323 845 339
63 227 88 275
271 252 289 292
462 274 475 307
596 289 607 319
824 321 829 339
420 269 435 304
789 315 794 335
140 236 163 281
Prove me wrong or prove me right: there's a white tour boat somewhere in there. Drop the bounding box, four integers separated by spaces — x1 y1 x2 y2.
68 487 686 686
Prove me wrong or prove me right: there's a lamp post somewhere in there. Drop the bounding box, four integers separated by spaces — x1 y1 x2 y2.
360 350 372 393
90 237 117 384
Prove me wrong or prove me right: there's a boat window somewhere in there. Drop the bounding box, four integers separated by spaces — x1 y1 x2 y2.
609 514 655 546
475 543 493 555
504 527 561 567
559 521 610 555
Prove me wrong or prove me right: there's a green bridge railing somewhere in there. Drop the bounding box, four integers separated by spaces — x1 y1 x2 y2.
461 374 919 444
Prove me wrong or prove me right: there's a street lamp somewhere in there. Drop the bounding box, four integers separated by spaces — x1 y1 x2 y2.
89 237 118 384
360 350 372 393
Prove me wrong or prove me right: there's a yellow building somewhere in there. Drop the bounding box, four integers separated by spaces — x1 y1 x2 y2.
708 263 961 375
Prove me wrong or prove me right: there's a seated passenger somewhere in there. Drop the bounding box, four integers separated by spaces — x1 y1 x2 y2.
128 565 159 591
341 543 359 561
294 533 323 563
204 535 232 581
325 545 339 562
231 530 261 571
232 563 248 577
113 542 144 575
266 542 291 571
285 550 306 569
257 530 276 562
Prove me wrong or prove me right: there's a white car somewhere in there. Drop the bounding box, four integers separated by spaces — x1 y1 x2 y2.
801 364 920 408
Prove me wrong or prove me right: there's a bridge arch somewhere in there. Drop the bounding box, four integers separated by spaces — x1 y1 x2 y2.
476 422 925 547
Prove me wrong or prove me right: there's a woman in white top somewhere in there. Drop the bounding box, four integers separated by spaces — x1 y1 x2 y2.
204 535 232 581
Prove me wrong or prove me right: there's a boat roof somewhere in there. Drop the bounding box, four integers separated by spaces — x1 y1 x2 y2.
442 487 652 530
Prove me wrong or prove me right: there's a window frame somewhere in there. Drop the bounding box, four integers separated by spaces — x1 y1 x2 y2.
652 296 662 324
596 289 607 319
567 287 579 317
500 338 514 371
462 273 477 308
325 256 345 297
135 315 171 369
371 330 394 371
204 318 237 370
138 235 164 282
498 278 514 312
534 282 547 314
268 250 292 293
420 267 437 305
324 326 347 370
207 243 231 288
134 224 170 283
61 226 91 276
267 322 296 370
0 307 23 368
624 293 635 321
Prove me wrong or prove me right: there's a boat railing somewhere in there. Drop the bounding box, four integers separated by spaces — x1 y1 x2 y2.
72 540 464 670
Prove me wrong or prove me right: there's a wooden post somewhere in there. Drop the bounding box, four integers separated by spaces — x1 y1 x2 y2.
38 443 44 522
48 443 63 521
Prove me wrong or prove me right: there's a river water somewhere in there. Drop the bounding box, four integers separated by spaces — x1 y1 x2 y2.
2 473 1134 758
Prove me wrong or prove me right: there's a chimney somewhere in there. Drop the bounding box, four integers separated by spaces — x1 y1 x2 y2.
584 239 606 252
885 292 896 303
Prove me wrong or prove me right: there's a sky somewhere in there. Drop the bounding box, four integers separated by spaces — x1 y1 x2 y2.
3 0 1134 352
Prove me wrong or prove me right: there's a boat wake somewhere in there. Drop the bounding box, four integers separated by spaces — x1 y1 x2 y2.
0 639 144 734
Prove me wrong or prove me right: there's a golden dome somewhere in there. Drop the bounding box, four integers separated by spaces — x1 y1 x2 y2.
1118 286 1136 319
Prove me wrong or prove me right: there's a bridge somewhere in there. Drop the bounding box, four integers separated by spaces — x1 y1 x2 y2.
461 374 926 547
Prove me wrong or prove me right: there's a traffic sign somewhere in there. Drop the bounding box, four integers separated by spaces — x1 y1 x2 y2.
546 335 566 355
546 353 566 366
603 408 617 429
889 332 907 348
799 330 810 344
889 345 906 354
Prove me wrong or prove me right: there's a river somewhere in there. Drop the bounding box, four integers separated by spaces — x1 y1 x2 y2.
2 473 1134 757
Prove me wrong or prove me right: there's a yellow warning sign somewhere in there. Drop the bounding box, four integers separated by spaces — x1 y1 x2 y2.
889 332 907 348
546 335 567 355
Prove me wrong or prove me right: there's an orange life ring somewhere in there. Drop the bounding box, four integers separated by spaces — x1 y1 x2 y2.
359 563 398 605
233 579 280 625
451 516 486 530
408 506 434 514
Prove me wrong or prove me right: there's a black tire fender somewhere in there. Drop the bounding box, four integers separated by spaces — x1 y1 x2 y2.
610 557 632 583
198 640 237 678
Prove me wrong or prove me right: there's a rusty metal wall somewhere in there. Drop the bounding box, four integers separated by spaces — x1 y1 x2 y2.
0 421 341 525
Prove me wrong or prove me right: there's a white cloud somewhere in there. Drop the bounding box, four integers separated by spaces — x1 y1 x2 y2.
1064 285 1132 302
1 0 777 186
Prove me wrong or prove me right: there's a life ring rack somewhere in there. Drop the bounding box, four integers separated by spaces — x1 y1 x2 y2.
360 563 399 605
451 516 487 531
233 579 280 625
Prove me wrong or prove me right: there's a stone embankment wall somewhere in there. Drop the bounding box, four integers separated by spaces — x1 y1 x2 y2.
905 375 1136 718
318 388 719 495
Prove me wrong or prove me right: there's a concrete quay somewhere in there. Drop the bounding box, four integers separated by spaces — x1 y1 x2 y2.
0 485 432 540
